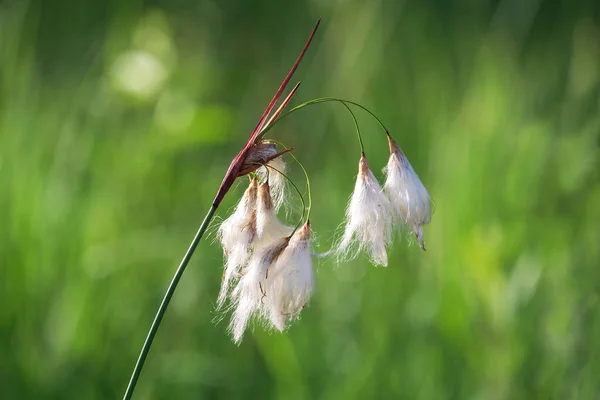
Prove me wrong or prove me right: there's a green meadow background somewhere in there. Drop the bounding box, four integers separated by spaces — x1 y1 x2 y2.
1 0 600 398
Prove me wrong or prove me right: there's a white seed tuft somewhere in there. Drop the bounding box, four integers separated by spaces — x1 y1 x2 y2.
257 156 288 212
265 222 314 331
216 179 258 309
337 154 393 266
229 237 289 343
256 182 293 245
383 135 431 250
228 222 314 343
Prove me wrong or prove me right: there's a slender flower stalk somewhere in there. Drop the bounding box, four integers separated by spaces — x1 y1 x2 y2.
122 205 217 400
123 16 433 400
123 20 320 400
257 97 389 141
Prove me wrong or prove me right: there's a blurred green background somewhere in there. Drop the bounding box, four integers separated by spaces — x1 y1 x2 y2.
1 0 600 398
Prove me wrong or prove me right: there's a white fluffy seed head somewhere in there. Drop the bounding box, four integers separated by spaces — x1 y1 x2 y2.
257 155 288 212
228 222 314 343
256 182 293 245
383 135 431 251
265 222 314 331
337 155 393 266
229 237 289 343
216 179 258 309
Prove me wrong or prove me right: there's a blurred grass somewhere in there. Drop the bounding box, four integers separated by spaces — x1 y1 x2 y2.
1 0 600 399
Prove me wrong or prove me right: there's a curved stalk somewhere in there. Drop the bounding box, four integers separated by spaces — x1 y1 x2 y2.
258 97 390 141
264 140 313 224
123 18 322 400
251 161 307 234
123 205 218 400
340 102 364 154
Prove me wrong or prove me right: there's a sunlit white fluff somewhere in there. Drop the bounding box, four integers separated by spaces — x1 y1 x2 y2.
256 182 293 245
229 237 289 343
257 155 288 211
383 134 431 250
337 154 393 266
228 222 314 342
216 179 258 309
265 222 314 331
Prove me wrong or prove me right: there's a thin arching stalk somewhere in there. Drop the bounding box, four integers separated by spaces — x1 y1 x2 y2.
122 18 321 398
123 205 218 400
257 97 390 142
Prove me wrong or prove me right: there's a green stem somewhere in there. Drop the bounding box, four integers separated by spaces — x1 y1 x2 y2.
284 152 312 223
123 205 218 400
340 102 364 154
258 97 390 141
264 141 313 225
332 98 389 134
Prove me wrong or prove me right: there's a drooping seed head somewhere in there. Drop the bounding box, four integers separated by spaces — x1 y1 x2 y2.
216 179 258 308
256 182 293 243
229 236 290 343
264 221 314 331
336 154 393 266
384 134 431 251
257 155 288 212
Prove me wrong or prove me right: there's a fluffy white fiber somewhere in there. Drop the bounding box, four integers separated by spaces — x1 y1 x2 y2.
216 179 258 309
256 182 292 245
337 155 393 266
229 222 314 343
257 156 288 212
383 136 431 250
229 237 289 343
265 222 314 331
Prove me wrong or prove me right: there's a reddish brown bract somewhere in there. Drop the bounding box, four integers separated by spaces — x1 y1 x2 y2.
212 19 321 207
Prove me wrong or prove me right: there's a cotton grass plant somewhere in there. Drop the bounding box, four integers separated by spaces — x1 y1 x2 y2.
123 19 432 399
